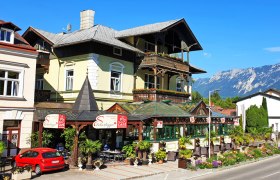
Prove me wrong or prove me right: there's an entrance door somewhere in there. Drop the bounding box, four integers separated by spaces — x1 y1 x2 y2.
2 128 20 157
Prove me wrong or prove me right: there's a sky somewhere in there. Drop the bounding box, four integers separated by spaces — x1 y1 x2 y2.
2 0 280 78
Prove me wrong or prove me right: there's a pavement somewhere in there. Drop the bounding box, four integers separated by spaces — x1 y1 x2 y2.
2 155 280 180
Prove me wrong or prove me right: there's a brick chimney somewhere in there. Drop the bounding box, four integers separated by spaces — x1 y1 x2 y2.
80 10 95 30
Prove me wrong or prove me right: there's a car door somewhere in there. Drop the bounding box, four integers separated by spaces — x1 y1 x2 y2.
16 151 32 167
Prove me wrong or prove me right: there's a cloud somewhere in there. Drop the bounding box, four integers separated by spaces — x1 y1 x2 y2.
203 52 212 57
264 47 280 52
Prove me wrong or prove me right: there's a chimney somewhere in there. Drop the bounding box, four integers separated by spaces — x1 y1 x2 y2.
80 10 95 30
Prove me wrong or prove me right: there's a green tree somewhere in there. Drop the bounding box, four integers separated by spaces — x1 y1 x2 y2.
261 97 269 127
192 91 203 103
79 139 102 168
42 130 53 147
61 127 76 151
246 105 258 132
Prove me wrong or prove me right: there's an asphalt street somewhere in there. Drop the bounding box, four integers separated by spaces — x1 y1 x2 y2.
192 155 280 180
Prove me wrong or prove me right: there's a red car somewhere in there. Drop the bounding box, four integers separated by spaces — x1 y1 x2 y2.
12 148 65 175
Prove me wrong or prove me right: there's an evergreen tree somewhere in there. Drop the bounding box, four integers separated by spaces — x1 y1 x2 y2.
246 105 258 132
261 97 269 126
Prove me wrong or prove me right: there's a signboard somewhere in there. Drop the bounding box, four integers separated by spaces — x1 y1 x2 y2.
190 116 195 123
44 114 66 129
156 121 163 128
93 114 127 129
234 118 239 126
221 117 225 123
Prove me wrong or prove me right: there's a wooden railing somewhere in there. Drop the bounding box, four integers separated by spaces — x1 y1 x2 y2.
133 89 190 103
37 51 50 66
35 90 51 102
141 54 189 73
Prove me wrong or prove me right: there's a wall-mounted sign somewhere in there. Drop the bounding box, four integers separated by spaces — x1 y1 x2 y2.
221 117 225 123
190 116 195 123
93 114 127 129
156 121 163 128
44 114 66 129
233 118 239 126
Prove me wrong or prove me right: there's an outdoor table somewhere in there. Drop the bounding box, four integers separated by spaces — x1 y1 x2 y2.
101 150 124 161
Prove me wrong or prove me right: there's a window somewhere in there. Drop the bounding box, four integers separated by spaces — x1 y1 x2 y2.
65 70 74 91
176 77 184 92
144 74 159 89
113 47 122 56
143 125 183 141
144 41 155 52
0 70 21 97
0 28 13 43
35 74 44 90
110 62 124 92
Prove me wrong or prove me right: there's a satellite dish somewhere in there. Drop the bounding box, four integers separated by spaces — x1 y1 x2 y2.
67 24 72 32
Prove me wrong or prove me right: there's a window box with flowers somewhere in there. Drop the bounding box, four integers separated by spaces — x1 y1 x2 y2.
11 165 32 180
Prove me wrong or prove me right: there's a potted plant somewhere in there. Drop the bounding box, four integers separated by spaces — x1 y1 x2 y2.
93 159 103 170
11 165 32 180
122 143 136 165
178 137 192 169
155 150 166 164
137 141 152 165
79 139 102 169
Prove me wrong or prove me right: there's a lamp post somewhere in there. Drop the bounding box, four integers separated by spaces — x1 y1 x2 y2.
208 89 220 158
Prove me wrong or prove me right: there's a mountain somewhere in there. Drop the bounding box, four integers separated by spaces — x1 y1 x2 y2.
192 63 280 98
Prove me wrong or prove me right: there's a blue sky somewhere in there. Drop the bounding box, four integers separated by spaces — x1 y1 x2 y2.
2 0 280 78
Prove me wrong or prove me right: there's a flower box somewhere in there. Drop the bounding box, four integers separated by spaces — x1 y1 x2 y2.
12 170 32 180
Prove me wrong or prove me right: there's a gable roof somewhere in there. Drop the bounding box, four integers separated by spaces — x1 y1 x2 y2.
23 25 143 53
264 88 280 96
235 91 280 103
115 19 180 38
0 20 21 31
131 101 191 117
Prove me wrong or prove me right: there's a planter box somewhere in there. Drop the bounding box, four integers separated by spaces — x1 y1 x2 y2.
12 170 32 180
178 158 191 169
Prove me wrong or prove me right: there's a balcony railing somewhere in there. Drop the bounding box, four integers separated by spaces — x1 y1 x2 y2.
37 51 50 66
140 54 189 73
35 90 51 102
133 89 190 103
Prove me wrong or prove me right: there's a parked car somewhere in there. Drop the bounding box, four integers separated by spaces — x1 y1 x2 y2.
11 148 65 175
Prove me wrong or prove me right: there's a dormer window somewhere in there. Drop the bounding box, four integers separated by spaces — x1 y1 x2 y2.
0 28 14 43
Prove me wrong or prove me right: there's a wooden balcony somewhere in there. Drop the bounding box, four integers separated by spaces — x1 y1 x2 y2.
140 54 189 73
133 89 190 103
35 90 51 102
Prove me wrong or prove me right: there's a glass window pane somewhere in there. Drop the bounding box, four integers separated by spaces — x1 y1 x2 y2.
0 70 5 78
6 31 11 42
0 30 5 41
13 81 19 96
0 80 4 95
6 81 12 96
8 71 19 79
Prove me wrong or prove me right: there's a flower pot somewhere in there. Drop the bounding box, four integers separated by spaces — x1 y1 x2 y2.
86 164 93 170
12 170 32 180
158 160 163 164
78 163 83 171
142 160 149 165
178 158 190 169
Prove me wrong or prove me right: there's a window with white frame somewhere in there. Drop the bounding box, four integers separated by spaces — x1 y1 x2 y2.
144 74 159 89
0 28 13 43
35 74 44 90
0 70 21 97
176 77 184 92
110 62 124 92
65 70 74 91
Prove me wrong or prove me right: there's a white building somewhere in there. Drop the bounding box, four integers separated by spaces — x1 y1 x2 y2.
235 89 280 132
0 20 37 156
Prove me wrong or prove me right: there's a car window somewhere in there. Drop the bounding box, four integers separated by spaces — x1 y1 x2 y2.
21 151 32 158
31 151 39 158
42 151 61 158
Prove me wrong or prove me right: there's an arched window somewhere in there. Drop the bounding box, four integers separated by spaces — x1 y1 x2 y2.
110 62 124 92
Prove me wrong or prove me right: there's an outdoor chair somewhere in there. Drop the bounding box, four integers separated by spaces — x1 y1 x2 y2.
213 145 220 155
0 157 6 173
200 147 208 157
220 143 226 152
167 151 176 161
225 143 231 150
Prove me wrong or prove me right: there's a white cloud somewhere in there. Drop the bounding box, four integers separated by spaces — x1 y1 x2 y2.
264 47 280 52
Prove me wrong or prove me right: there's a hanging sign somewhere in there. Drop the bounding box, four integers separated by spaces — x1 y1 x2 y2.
206 117 211 123
221 117 225 123
93 114 128 129
234 118 239 126
156 121 163 128
190 116 195 123
44 114 66 129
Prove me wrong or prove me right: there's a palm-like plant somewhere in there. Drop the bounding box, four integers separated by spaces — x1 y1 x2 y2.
79 139 102 168
0 141 5 156
228 126 245 148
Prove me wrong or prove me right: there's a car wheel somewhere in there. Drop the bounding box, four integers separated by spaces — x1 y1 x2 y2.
35 165 42 175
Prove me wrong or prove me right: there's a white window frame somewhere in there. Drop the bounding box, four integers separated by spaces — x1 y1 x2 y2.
0 68 24 98
0 28 14 44
65 69 74 91
176 77 184 92
144 74 159 89
35 74 44 90
109 62 124 94
113 47 122 56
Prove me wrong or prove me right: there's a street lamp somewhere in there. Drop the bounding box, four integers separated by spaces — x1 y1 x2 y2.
208 89 220 158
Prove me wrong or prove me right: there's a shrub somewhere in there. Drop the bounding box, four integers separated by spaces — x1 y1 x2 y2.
155 150 166 161
236 152 247 163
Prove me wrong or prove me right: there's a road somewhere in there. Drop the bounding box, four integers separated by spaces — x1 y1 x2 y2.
192 155 280 180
